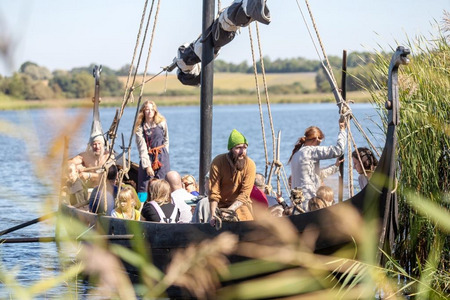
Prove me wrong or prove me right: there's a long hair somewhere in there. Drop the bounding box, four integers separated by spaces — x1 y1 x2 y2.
147 179 171 205
116 184 139 210
288 126 324 163
352 147 378 172
134 100 166 133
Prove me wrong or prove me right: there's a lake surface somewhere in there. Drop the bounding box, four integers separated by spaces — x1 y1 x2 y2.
0 103 383 298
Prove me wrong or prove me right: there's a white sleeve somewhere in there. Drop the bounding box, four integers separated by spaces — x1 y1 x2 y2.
135 126 151 168
160 121 169 153
320 164 339 180
312 130 347 160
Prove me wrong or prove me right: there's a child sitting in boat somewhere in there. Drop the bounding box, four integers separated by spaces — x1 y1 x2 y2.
308 186 334 211
141 179 180 223
352 147 378 190
181 174 200 196
111 185 141 220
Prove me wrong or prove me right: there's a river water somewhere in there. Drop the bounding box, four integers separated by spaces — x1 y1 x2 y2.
0 103 383 298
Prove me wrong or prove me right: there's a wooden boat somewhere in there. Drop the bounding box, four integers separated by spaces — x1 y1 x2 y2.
60 44 409 278
59 1 410 296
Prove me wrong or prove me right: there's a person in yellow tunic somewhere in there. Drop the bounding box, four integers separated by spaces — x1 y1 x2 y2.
209 129 256 226
111 185 141 221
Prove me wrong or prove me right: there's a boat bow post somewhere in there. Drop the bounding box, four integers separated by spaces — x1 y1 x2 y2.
375 46 410 259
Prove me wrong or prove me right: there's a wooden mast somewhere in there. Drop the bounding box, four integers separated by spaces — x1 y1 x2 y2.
199 0 215 194
338 50 347 202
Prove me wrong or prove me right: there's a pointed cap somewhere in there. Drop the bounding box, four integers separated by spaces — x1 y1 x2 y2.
228 129 248 150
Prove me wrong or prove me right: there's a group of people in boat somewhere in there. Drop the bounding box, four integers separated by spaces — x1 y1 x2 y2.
65 99 378 224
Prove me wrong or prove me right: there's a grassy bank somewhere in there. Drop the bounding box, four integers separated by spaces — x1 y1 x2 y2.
0 72 371 110
0 91 370 110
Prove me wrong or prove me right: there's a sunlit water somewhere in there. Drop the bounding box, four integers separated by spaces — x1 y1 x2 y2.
0 103 383 298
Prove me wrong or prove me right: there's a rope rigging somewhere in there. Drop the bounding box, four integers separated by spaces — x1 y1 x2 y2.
97 0 383 203
294 0 382 197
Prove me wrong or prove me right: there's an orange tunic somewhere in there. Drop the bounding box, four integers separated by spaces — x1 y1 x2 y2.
209 153 256 221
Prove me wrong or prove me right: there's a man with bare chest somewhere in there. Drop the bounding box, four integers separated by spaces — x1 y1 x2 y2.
68 135 114 188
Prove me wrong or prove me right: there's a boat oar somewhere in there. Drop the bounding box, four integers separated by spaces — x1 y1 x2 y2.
1 234 135 244
0 212 56 237
0 200 89 237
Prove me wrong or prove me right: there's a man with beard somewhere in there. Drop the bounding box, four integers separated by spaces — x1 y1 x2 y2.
209 129 256 226
68 134 113 188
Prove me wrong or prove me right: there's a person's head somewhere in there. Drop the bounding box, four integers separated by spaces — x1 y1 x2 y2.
90 135 106 157
316 186 334 203
308 186 334 211
352 147 378 175
182 174 198 193
227 129 248 171
165 170 183 191
147 179 171 205
254 173 265 191
116 185 138 212
134 100 165 132
288 126 324 163
107 165 118 181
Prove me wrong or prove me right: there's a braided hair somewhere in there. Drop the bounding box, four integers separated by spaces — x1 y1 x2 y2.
352 147 378 173
288 126 324 163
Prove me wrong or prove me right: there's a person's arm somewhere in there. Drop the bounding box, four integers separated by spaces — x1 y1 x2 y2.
135 126 154 176
313 128 347 160
68 155 83 167
209 158 222 226
160 120 169 153
209 200 218 226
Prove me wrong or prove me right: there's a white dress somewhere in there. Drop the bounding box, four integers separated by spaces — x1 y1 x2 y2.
290 130 347 209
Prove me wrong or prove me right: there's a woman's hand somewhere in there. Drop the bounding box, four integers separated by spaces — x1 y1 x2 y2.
335 157 345 166
146 166 154 177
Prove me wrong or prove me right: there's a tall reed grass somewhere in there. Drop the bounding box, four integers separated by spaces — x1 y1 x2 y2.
361 15 450 297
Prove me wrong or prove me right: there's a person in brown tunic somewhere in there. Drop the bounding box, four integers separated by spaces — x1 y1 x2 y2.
209 129 256 226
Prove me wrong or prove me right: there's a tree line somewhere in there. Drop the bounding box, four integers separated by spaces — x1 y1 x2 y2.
0 51 382 100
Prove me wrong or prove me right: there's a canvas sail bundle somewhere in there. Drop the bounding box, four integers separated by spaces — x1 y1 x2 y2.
173 0 271 86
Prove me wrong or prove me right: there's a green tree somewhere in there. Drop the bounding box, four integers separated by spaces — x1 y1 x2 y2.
19 61 52 80
102 74 124 97
3 73 33 99
116 64 136 76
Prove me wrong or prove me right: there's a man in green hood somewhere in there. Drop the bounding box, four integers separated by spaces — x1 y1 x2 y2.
209 129 256 226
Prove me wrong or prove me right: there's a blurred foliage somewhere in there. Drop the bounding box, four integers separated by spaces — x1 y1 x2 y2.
365 17 450 296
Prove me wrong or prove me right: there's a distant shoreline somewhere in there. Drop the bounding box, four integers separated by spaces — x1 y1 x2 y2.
0 91 370 110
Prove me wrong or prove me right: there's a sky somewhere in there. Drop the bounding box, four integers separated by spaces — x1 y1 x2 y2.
0 0 448 76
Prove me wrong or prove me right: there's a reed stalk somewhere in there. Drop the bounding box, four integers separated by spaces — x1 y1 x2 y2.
361 15 450 297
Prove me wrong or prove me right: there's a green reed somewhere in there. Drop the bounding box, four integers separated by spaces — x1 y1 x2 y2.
361 17 450 298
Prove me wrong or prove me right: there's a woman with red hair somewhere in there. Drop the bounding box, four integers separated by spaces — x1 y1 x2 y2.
288 120 346 211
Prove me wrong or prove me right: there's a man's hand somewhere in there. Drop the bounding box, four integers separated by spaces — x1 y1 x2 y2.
146 166 155 177
209 216 217 227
